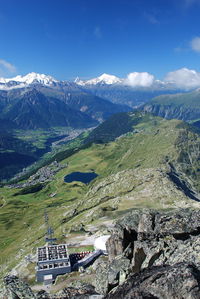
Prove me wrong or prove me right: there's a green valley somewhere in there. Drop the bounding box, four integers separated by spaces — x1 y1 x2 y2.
1 112 200 294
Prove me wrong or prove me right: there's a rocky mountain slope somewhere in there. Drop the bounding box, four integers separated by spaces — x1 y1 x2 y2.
142 89 200 122
1 89 98 130
0 87 131 130
79 82 184 108
1 113 200 297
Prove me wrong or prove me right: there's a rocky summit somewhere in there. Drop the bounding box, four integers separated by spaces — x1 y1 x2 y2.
102 208 200 298
68 208 200 299
3 208 200 298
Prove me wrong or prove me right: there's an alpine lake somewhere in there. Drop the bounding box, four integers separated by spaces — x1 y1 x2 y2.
64 171 98 184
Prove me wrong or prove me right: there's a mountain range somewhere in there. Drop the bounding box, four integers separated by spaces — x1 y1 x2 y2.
0 72 187 113
0 73 133 130
75 73 186 108
1 71 200 181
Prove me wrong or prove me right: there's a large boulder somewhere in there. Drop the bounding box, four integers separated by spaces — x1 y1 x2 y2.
95 255 130 295
106 209 200 269
132 209 200 272
102 209 200 297
4 275 36 299
105 262 200 299
57 283 103 299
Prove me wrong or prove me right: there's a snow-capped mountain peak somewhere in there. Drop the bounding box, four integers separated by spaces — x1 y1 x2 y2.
75 73 123 86
0 72 58 89
12 72 58 85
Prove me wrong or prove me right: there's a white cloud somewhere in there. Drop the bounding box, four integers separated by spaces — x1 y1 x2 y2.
190 37 200 52
164 67 200 89
0 59 16 76
125 72 155 87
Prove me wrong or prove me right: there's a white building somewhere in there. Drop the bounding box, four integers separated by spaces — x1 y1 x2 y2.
94 235 110 254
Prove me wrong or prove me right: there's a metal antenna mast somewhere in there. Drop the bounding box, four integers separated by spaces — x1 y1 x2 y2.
44 209 57 245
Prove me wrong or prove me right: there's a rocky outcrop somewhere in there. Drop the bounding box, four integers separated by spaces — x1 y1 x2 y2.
105 262 200 299
142 102 200 122
100 209 200 297
95 255 130 295
3 275 103 299
57 283 103 299
78 167 196 216
4 275 36 299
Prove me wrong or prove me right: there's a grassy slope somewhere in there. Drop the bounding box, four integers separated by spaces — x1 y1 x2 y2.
143 90 200 122
150 91 200 107
1 113 200 289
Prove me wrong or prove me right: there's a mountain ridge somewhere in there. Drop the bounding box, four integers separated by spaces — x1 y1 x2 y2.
142 89 200 122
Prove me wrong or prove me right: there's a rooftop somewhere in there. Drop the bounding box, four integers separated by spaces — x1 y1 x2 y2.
37 244 69 263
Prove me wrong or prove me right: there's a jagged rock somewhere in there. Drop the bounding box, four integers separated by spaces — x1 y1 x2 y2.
95 255 130 295
107 209 200 267
106 209 142 261
95 260 109 295
138 209 200 240
5 209 200 298
4 275 36 299
36 290 50 299
131 209 200 272
99 209 200 296
105 262 200 299
58 283 102 298
107 255 130 286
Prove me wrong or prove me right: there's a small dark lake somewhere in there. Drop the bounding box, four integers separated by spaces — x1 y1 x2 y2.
64 172 98 184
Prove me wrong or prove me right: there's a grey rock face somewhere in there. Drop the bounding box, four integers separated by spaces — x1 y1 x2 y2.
102 209 200 297
4 275 36 299
132 209 200 272
107 256 130 286
95 255 130 295
95 260 110 295
105 262 200 299
57 283 101 298
106 209 141 261
3 275 101 298
107 209 200 267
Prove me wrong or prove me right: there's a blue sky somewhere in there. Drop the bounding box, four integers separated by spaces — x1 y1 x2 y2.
1 0 200 81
